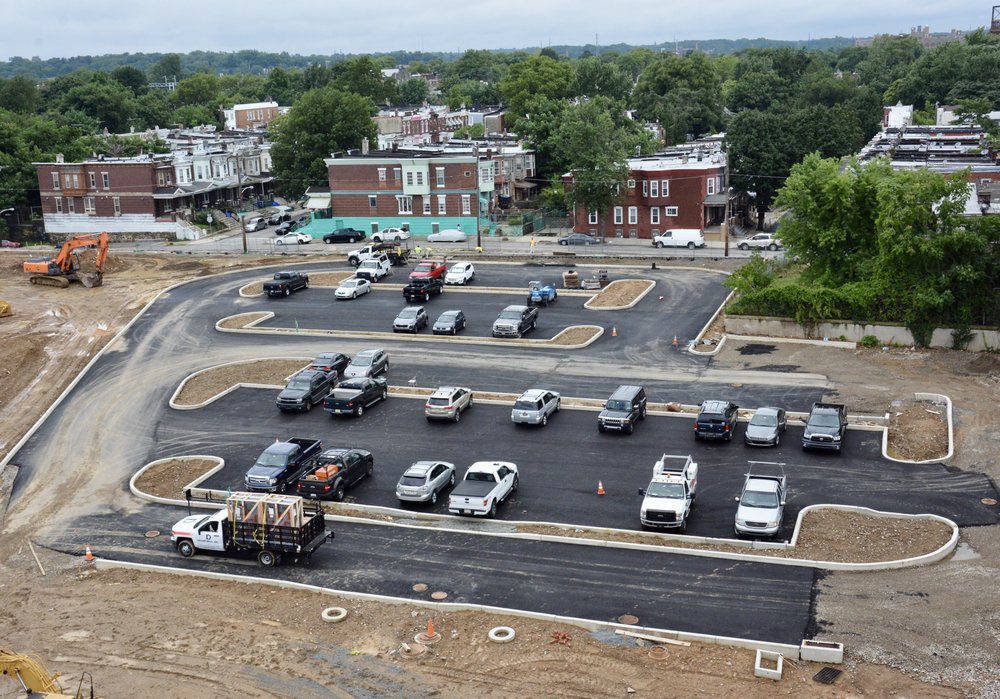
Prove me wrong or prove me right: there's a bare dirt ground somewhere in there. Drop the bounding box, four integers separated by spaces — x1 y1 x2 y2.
0 252 995 697
585 279 654 307
172 358 311 405
886 397 950 461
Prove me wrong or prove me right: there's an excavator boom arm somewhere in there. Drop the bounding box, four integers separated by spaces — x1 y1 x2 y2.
53 232 109 273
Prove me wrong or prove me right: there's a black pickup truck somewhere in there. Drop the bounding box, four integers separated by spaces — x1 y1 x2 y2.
403 276 444 302
276 369 334 412
297 447 374 501
323 377 388 417
244 438 323 493
264 271 309 297
802 402 847 452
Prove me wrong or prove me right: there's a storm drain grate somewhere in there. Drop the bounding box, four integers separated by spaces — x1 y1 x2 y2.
813 667 843 684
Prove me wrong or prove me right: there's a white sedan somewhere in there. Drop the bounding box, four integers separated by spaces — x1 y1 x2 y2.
335 277 372 299
427 228 467 243
372 227 410 243
444 262 475 285
274 232 311 245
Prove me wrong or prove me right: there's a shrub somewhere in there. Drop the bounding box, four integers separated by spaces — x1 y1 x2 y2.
860 335 879 348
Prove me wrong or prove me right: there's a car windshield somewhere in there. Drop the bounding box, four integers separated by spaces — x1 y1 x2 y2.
742 491 779 508
286 378 311 390
398 309 418 319
415 263 432 271
437 313 457 322
750 414 777 427
647 482 686 499
450 265 467 273
341 280 358 287
606 400 630 411
353 355 374 366
499 310 521 319
809 414 841 428
255 451 288 467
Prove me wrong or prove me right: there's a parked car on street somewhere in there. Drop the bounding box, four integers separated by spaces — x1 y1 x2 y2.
427 228 467 243
274 221 294 236
444 261 475 285
1 239 22 248
558 232 599 246
268 211 290 225
737 233 782 251
372 227 410 243
511 389 561 427
308 352 351 380
744 407 787 447
393 306 428 333
275 232 311 245
335 277 372 299
424 386 473 422
652 229 705 249
342 348 388 379
322 228 367 244
694 400 740 441
246 216 267 232
433 309 467 335
396 460 456 505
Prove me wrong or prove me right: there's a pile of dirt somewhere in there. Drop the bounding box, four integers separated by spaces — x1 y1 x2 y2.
172 358 310 406
586 279 653 307
886 399 949 461
134 458 219 497
549 326 601 345
217 311 270 329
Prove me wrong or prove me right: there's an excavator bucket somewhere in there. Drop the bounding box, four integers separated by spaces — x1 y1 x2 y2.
80 273 103 288
0 300 11 317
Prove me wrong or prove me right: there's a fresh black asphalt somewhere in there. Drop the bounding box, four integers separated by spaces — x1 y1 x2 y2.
44 504 817 646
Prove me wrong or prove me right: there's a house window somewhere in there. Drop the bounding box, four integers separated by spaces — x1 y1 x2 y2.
72 174 79 188
437 195 447 214
642 180 648 197
436 167 445 187
67 198 75 214
396 195 413 214
51 172 60 190
665 206 678 217
661 180 669 197
613 207 623 225
628 207 637 225
368 195 377 208
84 197 95 214
588 209 598 225
63 174 72 189
378 168 387 182
416 171 424 186
651 207 660 225
393 168 401 181
613 184 620 195
627 178 635 189
707 177 715 195
113 197 121 216
423 198 431 215
461 194 471 215
406 172 414 186
102 172 109 189
88 173 96 189
650 180 659 197
54 197 62 213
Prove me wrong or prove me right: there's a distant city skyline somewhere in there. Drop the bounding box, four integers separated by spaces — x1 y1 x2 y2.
1 0 988 61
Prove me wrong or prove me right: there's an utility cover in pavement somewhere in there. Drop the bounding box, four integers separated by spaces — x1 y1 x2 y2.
813 667 843 684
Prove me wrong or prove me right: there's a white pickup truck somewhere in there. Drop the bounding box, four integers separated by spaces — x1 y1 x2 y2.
448 461 519 517
355 254 392 282
638 454 698 532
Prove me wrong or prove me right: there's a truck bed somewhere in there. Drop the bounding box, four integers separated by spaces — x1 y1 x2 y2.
450 481 496 499
230 510 328 553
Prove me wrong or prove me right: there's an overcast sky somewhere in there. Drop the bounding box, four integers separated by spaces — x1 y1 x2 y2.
1 0 988 61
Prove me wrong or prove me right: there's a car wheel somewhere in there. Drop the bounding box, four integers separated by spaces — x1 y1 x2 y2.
624 423 634 435
768 243 778 251
488 500 497 517
687 241 695 249
559 240 567 245
451 327 457 335
454 408 461 423
348 237 356 243
530 320 536 330
640 406 647 420
383 362 389 373
352 292 357 299
598 424 606 433
278 481 287 493
365 461 374 477
424 292 430 302
304 279 309 288
258 550 277 567
283 287 290 297
656 241 665 249
177 540 195 558
679 518 687 534
449 472 456 486
738 243 749 250
775 434 780 446
355 405 363 417
333 484 346 502
381 388 388 401
349 258 359 267
541 414 547 426
430 490 438 505
512 475 519 492
305 400 312 412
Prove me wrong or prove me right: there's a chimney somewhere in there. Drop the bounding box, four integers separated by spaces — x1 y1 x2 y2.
56 153 64 163
362 137 369 155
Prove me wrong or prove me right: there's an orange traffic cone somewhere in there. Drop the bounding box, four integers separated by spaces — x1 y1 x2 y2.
612 327 618 337
672 335 679 348
427 617 435 637
85 545 94 561
597 480 606 496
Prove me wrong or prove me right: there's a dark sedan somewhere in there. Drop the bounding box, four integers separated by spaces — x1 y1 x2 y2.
309 352 352 381
323 228 367 244
558 233 600 246
268 211 290 225
433 310 467 335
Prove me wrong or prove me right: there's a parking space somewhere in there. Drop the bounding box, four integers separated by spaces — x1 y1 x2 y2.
159 390 998 540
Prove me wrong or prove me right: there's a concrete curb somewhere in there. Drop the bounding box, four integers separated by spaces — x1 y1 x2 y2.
129 455 225 505
168 356 311 410
582 279 656 311
882 392 954 464
92 557 800 657
726 333 857 349
130 464 958 571
688 290 735 356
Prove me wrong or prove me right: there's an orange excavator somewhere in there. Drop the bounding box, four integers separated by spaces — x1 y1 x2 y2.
23 232 109 288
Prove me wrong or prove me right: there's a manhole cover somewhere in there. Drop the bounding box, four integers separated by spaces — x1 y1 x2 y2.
431 591 448 600
617 614 639 625
144 530 160 538
982 498 997 506
648 646 669 660
398 643 428 659
813 667 843 684
412 583 428 592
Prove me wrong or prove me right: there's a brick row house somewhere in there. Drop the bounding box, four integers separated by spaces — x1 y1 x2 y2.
567 146 728 239
310 149 495 238
34 141 273 241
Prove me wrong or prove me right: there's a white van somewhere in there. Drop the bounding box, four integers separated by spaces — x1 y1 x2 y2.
651 229 704 249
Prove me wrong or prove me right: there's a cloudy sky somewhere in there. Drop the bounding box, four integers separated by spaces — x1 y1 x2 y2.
1 0 987 60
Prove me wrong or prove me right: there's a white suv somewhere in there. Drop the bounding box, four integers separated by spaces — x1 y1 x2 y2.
511 389 561 426
424 386 473 422
737 233 782 251
372 227 410 243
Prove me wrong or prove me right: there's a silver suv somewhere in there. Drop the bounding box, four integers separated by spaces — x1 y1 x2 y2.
425 386 473 422
511 389 561 426
395 460 456 504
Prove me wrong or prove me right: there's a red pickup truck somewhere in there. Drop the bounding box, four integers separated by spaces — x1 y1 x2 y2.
409 259 447 281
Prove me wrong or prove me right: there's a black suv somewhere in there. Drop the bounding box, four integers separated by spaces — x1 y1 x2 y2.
276 369 333 412
597 385 647 434
694 400 739 441
403 276 444 302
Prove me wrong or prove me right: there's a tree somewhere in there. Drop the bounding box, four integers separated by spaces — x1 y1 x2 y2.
855 35 921 97
498 56 574 128
572 57 631 101
398 77 430 106
0 75 40 113
452 123 484 139
330 57 397 104
263 67 298 105
147 54 183 82
110 66 148 96
269 88 377 200
132 91 174 129
63 79 136 132
726 109 797 229
174 73 219 107
631 52 723 144
172 104 219 128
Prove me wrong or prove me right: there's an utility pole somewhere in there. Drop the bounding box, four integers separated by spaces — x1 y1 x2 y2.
723 144 730 258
